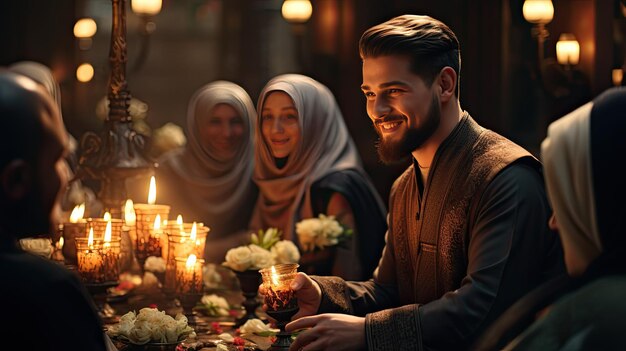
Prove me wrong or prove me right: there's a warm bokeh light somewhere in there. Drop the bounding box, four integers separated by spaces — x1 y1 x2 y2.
556 33 580 66
131 0 162 16
281 0 313 23
612 68 623 86
148 176 157 204
76 63 94 82
57 237 64 250
73 18 97 38
69 203 85 223
522 0 554 24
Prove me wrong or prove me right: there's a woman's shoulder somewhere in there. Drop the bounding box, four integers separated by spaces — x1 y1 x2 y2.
311 168 371 191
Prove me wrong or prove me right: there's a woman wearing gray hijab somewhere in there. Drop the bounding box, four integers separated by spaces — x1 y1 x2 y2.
157 81 257 263
250 74 387 281
474 87 626 350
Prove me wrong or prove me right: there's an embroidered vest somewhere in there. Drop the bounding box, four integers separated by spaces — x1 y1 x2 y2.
390 113 539 305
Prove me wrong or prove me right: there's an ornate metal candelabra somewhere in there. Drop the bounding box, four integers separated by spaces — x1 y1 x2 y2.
77 0 153 217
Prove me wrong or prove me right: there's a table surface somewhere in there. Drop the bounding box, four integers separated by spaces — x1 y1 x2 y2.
102 275 273 351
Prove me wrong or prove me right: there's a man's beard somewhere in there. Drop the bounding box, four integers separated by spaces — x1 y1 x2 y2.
375 93 441 164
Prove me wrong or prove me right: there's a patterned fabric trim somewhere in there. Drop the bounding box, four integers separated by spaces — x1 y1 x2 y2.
365 304 422 351
311 276 353 314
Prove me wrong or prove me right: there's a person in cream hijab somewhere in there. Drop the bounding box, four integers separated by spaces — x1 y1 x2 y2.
250 74 387 281
475 87 626 350
157 81 257 263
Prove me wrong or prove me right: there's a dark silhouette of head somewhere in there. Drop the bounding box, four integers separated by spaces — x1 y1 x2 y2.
0 71 68 244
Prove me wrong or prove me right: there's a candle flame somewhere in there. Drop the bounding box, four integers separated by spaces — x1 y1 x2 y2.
186 254 197 269
271 265 279 286
57 237 64 250
153 214 161 230
104 219 112 243
69 203 85 223
190 222 197 241
177 215 183 225
103 211 111 221
88 227 94 248
124 199 136 225
148 176 157 205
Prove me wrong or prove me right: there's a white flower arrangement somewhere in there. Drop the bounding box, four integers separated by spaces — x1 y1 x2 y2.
223 228 300 272
19 238 53 259
239 318 280 336
295 214 353 252
107 307 195 344
197 294 230 317
143 256 166 273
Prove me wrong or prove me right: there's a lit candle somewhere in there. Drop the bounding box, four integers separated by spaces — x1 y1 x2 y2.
124 199 137 249
102 218 120 282
61 203 88 265
56 237 64 251
175 254 204 294
76 228 104 283
134 176 170 264
177 215 184 233
260 264 299 311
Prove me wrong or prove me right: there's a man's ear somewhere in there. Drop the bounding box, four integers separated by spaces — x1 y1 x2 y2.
1 160 32 201
438 66 457 103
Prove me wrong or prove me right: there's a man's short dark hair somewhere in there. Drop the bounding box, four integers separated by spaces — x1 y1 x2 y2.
359 15 461 96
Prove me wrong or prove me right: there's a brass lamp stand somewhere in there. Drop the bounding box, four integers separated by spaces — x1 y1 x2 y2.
77 0 153 217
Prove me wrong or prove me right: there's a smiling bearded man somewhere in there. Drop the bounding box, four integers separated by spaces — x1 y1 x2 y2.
276 15 566 351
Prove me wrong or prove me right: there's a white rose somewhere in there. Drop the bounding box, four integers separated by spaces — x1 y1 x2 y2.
152 122 187 157
203 263 222 289
224 246 253 271
200 294 230 316
248 245 274 269
319 214 343 239
128 322 152 344
239 318 279 334
142 271 160 288
218 333 234 343
271 240 300 264
295 218 322 251
19 238 53 258
144 256 166 273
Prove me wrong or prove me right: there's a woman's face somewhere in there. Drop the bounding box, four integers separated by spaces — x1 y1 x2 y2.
198 103 245 159
261 91 301 159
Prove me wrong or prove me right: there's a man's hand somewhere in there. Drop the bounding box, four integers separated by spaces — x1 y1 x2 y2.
286 314 366 351
259 272 322 321
291 272 322 320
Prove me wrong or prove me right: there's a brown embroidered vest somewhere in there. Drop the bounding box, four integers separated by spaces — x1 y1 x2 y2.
390 113 539 305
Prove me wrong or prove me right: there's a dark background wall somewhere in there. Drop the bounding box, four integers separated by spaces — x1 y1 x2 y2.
1 0 623 202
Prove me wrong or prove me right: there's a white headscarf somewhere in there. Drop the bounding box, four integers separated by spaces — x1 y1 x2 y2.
541 102 601 275
158 81 256 225
251 74 362 239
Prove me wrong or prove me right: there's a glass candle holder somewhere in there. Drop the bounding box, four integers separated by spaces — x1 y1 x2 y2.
86 217 124 240
174 256 205 295
260 264 299 312
134 203 170 264
101 237 122 282
163 228 209 294
75 238 105 283
162 223 208 263
61 220 88 265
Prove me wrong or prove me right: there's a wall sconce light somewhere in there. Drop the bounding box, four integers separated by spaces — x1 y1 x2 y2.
130 0 162 73
555 33 580 68
281 0 313 24
613 69 624 87
76 63 94 83
74 18 97 50
523 0 554 61
131 0 162 16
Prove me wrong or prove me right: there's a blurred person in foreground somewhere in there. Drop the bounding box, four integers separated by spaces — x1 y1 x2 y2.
475 87 626 350
0 71 106 350
271 15 564 350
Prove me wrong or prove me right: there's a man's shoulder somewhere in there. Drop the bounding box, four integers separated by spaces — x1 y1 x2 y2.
391 164 415 192
0 251 78 286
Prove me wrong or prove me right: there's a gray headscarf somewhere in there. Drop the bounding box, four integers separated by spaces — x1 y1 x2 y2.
9 61 63 119
158 81 256 227
250 74 362 239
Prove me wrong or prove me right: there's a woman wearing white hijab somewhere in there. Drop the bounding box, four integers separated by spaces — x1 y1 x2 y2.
250 74 387 281
474 87 626 350
157 81 257 263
